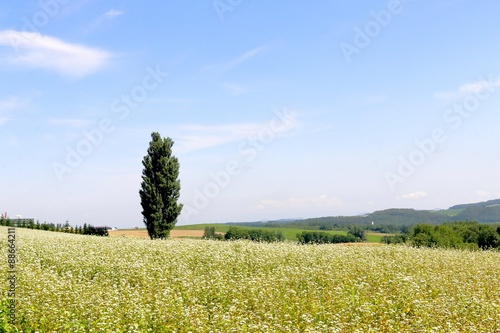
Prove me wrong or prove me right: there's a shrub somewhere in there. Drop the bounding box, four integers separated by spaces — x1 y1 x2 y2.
202 227 223 240
380 234 407 244
224 227 284 242
347 225 366 242
409 221 500 250
297 231 357 244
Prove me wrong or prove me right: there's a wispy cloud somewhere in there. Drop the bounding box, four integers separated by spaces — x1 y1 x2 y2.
105 9 123 17
146 97 197 105
222 82 252 96
0 96 24 125
434 77 500 101
475 190 491 198
204 44 269 73
402 191 428 199
176 123 272 153
0 30 111 77
48 118 92 128
174 111 299 153
0 97 22 112
258 195 342 209
83 9 124 34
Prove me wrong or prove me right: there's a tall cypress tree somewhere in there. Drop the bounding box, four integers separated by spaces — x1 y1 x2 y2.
139 132 183 239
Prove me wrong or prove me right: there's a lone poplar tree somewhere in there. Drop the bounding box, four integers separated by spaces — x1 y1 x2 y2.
139 132 183 239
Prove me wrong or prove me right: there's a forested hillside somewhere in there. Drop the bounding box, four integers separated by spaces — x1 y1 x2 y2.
228 199 500 230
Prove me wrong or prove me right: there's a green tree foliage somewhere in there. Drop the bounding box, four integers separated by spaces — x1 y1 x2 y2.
202 227 223 240
63 220 71 232
381 234 408 244
82 225 108 237
0 217 107 237
408 221 500 250
80 223 108 236
139 132 183 239
367 224 402 234
296 231 357 244
224 227 284 242
455 205 500 222
347 225 366 241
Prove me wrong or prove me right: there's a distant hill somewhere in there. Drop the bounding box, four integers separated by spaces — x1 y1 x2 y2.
454 205 500 222
450 198 500 210
227 199 500 229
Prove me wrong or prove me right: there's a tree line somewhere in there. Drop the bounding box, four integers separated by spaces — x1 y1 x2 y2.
203 226 285 242
297 226 366 244
202 225 367 244
381 221 500 250
0 217 108 236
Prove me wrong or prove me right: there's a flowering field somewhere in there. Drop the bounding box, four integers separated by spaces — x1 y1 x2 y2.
2 227 500 332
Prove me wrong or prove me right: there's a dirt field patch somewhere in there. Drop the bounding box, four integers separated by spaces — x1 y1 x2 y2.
367 232 396 237
109 229 205 239
333 242 385 246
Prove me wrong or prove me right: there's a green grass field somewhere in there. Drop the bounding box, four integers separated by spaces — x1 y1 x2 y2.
3 226 500 332
174 223 384 242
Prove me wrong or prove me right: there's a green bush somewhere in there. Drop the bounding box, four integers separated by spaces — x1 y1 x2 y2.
224 227 284 242
408 221 500 250
380 234 407 244
296 231 357 244
202 227 223 240
347 225 366 242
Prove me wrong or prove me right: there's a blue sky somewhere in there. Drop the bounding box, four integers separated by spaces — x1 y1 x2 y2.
1 0 500 228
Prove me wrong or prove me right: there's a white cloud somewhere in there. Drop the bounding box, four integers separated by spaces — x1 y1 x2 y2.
176 123 262 152
204 44 269 73
258 195 342 209
475 190 491 197
458 81 493 95
402 191 427 199
0 30 111 77
0 97 22 112
83 10 124 34
227 45 268 69
105 9 123 17
174 110 299 153
48 118 92 128
434 76 500 101
0 96 24 125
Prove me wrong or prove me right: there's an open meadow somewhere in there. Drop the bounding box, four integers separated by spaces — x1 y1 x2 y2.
2 226 500 332
112 224 385 243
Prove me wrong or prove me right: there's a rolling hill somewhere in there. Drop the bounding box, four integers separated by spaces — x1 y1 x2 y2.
228 199 500 230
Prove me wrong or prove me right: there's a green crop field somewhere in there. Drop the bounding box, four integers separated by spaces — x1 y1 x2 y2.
2 227 500 332
174 224 384 242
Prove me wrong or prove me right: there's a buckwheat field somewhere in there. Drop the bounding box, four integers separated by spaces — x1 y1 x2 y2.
2 227 500 332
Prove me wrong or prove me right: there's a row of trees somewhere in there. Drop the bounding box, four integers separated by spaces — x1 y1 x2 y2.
381 221 500 250
297 232 357 245
202 225 368 244
297 226 366 244
223 227 285 242
203 227 285 242
0 218 35 228
0 216 108 236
